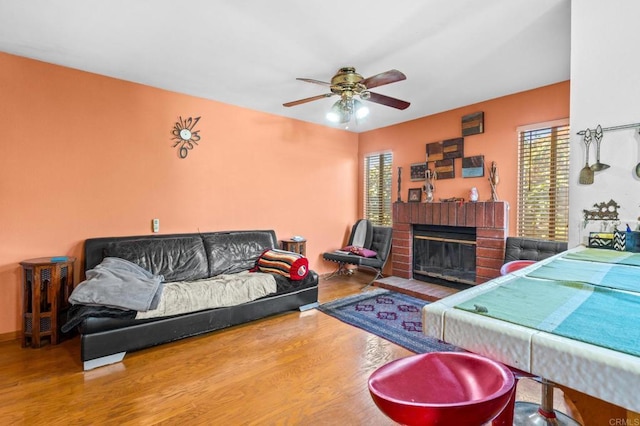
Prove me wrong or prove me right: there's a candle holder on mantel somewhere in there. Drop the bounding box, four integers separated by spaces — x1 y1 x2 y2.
488 161 499 201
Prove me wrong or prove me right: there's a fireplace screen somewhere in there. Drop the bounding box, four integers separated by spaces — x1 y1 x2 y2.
413 225 476 285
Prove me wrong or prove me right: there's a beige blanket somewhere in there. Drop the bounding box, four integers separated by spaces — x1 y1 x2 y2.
135 271 276 320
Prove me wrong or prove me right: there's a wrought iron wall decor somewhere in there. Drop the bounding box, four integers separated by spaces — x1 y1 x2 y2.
582 199 620 223
576 121 640 136
171 116 201 159
577 121 640 181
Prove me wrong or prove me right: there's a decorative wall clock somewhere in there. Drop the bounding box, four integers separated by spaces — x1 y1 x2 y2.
171 116 201 158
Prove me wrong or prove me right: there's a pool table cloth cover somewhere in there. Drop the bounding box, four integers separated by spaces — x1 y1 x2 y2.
422 246 640 412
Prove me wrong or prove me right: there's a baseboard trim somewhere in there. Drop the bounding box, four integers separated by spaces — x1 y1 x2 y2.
0 330 20 343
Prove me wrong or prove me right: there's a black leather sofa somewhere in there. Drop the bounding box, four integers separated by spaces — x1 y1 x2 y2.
503 237 568 263
71 230 319 370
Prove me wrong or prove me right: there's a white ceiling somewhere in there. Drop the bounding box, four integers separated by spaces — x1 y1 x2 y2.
0 0 571 133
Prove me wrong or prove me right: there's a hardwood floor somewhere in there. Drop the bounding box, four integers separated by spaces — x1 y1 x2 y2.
0 273 410 425
0 272 587 425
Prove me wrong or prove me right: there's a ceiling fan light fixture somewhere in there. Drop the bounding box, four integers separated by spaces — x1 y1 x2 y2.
354 99 369 120
326 100 344 123
326 110 341 123
326 97 369 124
327 98 353 123
284 67 410 124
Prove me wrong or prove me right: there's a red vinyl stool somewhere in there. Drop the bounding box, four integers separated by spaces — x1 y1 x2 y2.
368 352 516 426
512 376 581 425
499 260 536 276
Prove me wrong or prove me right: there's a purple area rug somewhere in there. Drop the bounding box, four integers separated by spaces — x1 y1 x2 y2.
318 288 460 354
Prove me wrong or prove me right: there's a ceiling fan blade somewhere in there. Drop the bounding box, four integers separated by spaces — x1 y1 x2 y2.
365 92 411 110
283 93 334 107
361 69 406 89
296 78 332 87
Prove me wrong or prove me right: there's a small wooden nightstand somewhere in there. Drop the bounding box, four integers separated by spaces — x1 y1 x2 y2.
281 239 306 256
20 257 76 348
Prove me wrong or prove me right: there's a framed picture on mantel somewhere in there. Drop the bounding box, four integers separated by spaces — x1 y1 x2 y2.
408 188 422 202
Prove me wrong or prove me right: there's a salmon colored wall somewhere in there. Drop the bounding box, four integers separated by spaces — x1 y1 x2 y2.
0 51 570 338
0 52 359 336
359 81 571 236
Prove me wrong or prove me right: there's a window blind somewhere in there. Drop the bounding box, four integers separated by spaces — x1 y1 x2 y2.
517 122 570 242
364 152 393 226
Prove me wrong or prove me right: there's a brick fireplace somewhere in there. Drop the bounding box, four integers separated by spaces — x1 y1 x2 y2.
392 201 509 284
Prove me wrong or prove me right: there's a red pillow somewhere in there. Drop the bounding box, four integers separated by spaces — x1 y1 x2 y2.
256 249 309 280
342 245 377 258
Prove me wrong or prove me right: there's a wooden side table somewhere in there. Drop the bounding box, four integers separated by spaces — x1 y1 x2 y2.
281 239 306 256
20 257 76 348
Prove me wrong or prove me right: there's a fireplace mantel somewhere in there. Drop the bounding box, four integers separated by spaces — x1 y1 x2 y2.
392 201 509 284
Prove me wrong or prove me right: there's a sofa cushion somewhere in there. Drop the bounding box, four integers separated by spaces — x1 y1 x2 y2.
256 249 309 280
104 236 209 282
202 231 277 276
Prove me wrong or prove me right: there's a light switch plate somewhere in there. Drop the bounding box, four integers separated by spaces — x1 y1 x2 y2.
152 218 160 233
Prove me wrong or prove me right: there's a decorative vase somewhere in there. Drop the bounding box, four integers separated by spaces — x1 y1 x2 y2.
470 187 479 202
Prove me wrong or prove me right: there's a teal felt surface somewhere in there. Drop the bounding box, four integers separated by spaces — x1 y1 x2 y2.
527 258 640 293
455 277 590 329
455 276 640 357
552 286 640 356
562 248 640 267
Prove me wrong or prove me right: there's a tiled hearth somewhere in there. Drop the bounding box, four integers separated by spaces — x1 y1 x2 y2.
392 201 509 284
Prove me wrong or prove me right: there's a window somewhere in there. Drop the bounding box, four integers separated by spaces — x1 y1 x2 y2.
364 152 393 226
517 120 570 242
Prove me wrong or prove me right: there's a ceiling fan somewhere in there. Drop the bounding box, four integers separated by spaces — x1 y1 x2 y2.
283 67 410 124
